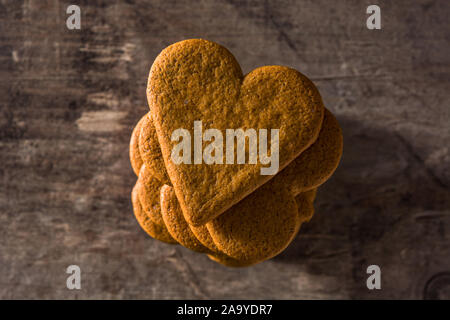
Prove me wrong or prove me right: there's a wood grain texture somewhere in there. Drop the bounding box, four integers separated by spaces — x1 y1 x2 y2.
0 0 449 299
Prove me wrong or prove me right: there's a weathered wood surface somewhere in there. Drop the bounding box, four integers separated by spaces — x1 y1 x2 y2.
0 0 449 299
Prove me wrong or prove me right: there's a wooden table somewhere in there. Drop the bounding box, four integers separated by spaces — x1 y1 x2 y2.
0 0 449 299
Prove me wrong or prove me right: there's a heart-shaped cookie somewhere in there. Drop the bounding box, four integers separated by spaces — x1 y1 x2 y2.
131 181 177 244
160 184 212 253
205 183 300 262
275 109 343 195
129 114 146 176
147 39 324 225
160 184 273 266
139 113 170 184
136 164 166 227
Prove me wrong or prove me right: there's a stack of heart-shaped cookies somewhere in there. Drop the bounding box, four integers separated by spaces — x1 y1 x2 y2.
129 39 343 267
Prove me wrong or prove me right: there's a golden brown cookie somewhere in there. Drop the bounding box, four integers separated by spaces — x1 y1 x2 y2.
160 185 212 253
302 188 318 203
206 183 300 262
206 253 257 268
161 184 256 266
135 114 328 263
296 188 317 224
276 109 343 195
131 108 338 264
208 189 317 266
137 164 166 227
189 224 223 254
129 115 146 176
138 113 170 184
131 181 177 244
148 39 324 226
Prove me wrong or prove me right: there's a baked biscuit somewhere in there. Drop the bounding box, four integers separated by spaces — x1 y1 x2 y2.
148 39 324 226
276 109 343 195
206 183 300 262
138 113 170 184
129 107 340 264
206 253 257 268
131 181 177 244
207 189 317 266
129 115 145 176
189 224 223 254
160 185 212 253
161 185 256 266
296 188 317 224
136 164 166 227
129 39 344 267
130 108 339 264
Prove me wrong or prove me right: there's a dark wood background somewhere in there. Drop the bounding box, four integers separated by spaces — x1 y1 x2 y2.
0 0 449 299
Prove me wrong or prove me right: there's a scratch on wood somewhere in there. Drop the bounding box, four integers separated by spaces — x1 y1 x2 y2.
76 111 127 132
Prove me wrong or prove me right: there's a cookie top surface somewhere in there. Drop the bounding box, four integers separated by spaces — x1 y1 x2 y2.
206 183 299 262
295 188 317 224
276 108 343 195
188 223 222 254
207 253 258 268
160 185 212 253
137 164 166 227
138 113 170 184
148 39 324 226
129 115 145 176
131 181 177 244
